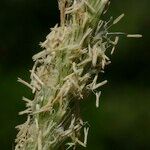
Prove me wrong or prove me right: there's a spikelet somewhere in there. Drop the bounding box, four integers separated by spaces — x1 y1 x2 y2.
15 0 141 149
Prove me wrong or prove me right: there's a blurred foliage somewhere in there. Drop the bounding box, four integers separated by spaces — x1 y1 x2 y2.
0 0 149 149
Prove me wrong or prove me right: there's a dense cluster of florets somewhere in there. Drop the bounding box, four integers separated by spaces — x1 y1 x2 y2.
15 0 141 150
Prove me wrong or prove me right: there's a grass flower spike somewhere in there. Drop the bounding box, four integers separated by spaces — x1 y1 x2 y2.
15 0 141 149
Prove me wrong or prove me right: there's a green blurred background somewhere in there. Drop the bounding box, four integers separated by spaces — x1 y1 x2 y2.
0 0 149 149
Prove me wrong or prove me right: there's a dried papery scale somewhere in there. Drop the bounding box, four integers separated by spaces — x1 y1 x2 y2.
15 0 141 149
